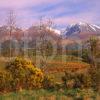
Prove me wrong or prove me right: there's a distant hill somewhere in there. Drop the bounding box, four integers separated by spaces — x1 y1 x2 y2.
0 26 24 41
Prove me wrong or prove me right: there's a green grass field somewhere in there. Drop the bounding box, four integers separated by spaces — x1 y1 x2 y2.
0 89 99 100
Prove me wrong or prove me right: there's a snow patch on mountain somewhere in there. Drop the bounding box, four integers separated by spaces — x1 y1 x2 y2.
89 25 96 31
92 24 100 29
46 27 61 34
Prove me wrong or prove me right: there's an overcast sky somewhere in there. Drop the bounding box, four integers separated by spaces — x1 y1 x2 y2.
0 0 100 29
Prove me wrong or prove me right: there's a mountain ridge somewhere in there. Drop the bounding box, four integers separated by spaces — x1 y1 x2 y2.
64 22 100 40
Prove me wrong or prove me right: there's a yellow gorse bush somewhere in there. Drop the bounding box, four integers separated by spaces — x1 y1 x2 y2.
6 57 44 90
0 71 13 92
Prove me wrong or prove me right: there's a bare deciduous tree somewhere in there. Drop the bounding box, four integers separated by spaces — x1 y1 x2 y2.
6 10 16 59
36 17 56 69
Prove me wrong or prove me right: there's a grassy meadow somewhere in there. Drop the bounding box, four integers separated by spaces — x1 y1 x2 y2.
0 89 99 100
0 54 100 100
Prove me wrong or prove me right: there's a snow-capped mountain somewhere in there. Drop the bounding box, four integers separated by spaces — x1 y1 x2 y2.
64 22 100 40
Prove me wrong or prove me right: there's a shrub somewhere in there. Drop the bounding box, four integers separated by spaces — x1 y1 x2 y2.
42 75 55 89
89 66 100 91
6 57 44 91
62 71 76 89
66 79 75 89
0 71 12 93
62 71 92 89
26 68 44 89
